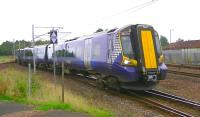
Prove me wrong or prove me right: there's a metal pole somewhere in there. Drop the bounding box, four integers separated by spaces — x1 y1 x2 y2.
170 29 174 43
24 40 25 48
62 61 64 102
32 24 36 73
28 63 32 97
19 40 21 50
19 41 21 62
17 40 19 64
53 43 56 89
13 39 15 60
187 47 189 64
170 30 171 43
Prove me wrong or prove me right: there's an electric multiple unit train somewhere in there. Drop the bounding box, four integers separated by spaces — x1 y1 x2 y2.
16 24 167 90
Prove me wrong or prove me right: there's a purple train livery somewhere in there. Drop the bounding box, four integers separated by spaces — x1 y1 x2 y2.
16 24 167 90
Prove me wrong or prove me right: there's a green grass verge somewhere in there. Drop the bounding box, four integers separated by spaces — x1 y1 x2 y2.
0 95 13 101
0 65 114 117
0 95 72 111
0 95 114 117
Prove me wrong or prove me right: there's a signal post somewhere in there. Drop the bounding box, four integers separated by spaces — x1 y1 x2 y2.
50 29 58 90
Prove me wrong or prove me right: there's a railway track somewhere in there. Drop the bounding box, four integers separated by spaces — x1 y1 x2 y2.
145 89 200 109
72 74 197 117
127 91 193 117
7 63 198 116
167 64 200 70
168 70 200 78
167 63 200 77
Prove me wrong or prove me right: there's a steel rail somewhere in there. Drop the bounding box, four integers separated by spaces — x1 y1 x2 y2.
13 63 195 117
168 70 200 78
167 64 200 70
145 89 200 109
72 74 194 117
127 91 193 117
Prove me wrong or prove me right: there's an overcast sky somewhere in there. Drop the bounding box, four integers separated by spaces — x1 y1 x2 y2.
0 0 200 44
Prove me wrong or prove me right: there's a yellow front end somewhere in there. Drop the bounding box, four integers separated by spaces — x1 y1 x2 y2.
141 30 158 69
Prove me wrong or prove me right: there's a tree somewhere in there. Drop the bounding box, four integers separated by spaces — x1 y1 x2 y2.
160 35 169 47
0 40 50 56
35 40 49 45
95 28 103 33
0 41 13 55
176 38 184 42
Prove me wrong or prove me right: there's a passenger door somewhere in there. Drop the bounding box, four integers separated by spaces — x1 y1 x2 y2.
84 38 92 70
107 35 113 64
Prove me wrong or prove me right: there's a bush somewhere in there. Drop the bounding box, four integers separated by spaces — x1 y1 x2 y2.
12 78 27 98
31 74 41 95
0 78 8 95
0 67 41 98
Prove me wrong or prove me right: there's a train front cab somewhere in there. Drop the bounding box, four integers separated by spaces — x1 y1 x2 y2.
118 24 167 90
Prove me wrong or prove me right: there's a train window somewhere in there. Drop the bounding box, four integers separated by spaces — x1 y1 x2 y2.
65 44 75 57
154 31 162 56
25 50 33 56
56 50 65 57
121 35 135 58
93 44 100 57
76 47 82 57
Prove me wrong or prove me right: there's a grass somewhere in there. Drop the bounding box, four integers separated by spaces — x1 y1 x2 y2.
0 95 13 101
0 64 114 117
34 102 71 111
0 95 72 111
32 80 114 117
0 56 15 63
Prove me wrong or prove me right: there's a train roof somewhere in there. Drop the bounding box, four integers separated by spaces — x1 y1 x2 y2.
63 26 120 42
24 47 33 50
17 49 24 51
63 24 154 42
34 45 47 48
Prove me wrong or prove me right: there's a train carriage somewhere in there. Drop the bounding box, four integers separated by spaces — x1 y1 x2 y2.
16 24 167 91
60 24 167 90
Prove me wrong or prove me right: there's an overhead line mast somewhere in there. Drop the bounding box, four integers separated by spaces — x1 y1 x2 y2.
31 25 64 73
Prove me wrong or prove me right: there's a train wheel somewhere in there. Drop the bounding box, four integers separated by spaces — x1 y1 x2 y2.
96 77 105 89
69 69 77 75
107 77 122 92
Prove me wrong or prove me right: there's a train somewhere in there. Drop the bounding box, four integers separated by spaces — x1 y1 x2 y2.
16 24 167 91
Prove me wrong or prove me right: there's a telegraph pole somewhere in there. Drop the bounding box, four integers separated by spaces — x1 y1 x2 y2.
32 24 36 73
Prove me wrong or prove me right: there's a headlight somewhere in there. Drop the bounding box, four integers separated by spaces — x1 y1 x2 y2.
124 59 130 64
122 56 137 66
159 54 164 64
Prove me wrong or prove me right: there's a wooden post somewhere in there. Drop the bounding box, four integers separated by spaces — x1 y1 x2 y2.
61 61 64 102
28 63 32 97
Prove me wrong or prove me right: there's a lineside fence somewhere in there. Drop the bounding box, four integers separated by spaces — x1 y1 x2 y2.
163 48 200 66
